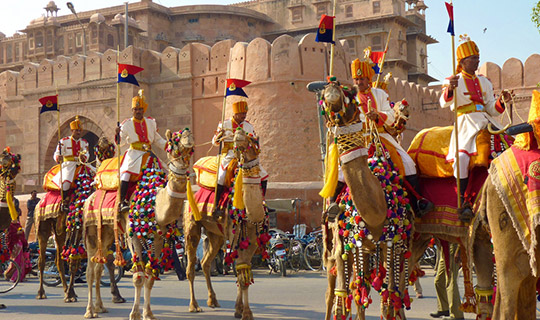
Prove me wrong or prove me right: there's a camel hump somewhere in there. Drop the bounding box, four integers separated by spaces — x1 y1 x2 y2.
407 126 491 178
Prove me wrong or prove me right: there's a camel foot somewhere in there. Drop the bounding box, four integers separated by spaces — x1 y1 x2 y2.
143 310 158 320
95 304 108 314
235 301 243 318
129 310 142 320
64 295 78 303
84 310 98 319
189 303 203 313
112 295 126 304
241 309 254 320
36 291 47 300
207 297 220 308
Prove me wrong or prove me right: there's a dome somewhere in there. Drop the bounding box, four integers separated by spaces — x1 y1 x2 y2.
90 13 106 24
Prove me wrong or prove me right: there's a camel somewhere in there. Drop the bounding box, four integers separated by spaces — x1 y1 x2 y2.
94 128 193 320
472 133 540 319
0 148 21 231
184 128 266 320
35 147 97 302
318 82 406 320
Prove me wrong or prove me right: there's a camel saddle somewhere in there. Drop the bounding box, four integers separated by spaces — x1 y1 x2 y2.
43 164 83 191
193 155 237 189
407 126 491 178
94 155 138 190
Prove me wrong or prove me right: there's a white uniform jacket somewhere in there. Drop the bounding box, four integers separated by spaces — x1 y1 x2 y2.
52 136 89 187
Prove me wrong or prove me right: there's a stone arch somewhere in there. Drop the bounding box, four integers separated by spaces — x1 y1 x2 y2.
43 116 105 171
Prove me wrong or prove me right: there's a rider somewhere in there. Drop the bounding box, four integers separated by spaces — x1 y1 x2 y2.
211 100 269 217
52 116 88 211
351 54 433 216
440 35 511 222
116 90 167 212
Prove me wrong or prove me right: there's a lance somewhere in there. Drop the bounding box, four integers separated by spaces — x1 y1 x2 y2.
328 0 337 76
373 29 392 89
55 86 64 207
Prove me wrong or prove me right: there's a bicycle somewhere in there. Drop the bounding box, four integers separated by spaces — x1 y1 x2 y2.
0 258 21 293
303 230 324 271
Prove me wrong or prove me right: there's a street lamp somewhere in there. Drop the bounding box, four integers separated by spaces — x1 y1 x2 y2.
66 2 87 56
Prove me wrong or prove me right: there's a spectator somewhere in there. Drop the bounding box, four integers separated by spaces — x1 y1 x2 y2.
25 190 40 241
430 243 464 320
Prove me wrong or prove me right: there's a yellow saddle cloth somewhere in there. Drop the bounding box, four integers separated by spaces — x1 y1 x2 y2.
193 156 237 189
43 164 83 191
94 156 140 190
407 126 490 178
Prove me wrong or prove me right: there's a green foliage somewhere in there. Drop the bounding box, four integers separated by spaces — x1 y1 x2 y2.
533 1 540 33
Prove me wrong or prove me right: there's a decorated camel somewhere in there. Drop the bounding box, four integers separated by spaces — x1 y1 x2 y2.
0 148 22 231
471 90 540 319
184 127 269 320
35 143 95 302
318 81 413 320
83 128 194 320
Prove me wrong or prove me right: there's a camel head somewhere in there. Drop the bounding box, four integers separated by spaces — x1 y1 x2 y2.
0 147 21 180
233 128 260 163
94 136 116 164
165 128 194 171
321 81 358 126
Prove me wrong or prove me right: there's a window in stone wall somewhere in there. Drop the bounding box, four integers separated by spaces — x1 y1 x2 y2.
347 39 356 55
316 4 327 19
14 44 19 62
36 31 43 48
291 7 303 23
371 35 382 51
6 44 12 63
29 38 34 51
188 18 199 23
91 26 98 44
56 35 64 55
76 33 82 48
399 42 404 55
68 34 73 54
0 48 3 64
46 30 53 52
107 34 114 47
373 1 380 14
346 5 353 18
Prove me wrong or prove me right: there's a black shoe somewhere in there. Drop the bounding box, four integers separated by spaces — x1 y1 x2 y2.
429 310 449 318
119 200 130 212
458 203 474 223
442 317 464 320
326 202 341 222
417 198 434 217
266 207 276 213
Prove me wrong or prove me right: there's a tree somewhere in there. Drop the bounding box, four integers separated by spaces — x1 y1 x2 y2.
533 1 540 32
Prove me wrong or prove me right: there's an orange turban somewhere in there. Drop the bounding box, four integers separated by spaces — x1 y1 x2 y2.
70 115 82 130
351 58 375 80
232 101 248 114
132 89 148 113
456 35 480 72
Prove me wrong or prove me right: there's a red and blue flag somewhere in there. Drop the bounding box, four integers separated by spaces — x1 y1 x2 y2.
226 79 251 97
118 63 144 86
370 51 386 74
39 95 58 114
445 2 455 36
315 15 335 44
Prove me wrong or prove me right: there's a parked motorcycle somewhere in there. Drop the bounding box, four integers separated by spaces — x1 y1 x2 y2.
267 230 287 277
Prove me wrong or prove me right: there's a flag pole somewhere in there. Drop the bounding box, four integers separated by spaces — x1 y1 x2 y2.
56 85 64 206
449 1 461 208
213 49 232 210
116 46 122 208
328 0 337 77
374 29 392 88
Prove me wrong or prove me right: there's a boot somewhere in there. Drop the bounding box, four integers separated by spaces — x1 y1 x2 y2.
458 178 474 223
119 181 130 212
212 184 226 220
405 175 434 218
61 190 70 212
326 181 346 222
260 180 276 213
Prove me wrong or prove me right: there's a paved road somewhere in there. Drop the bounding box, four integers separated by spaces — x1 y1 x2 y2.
0 266 536 320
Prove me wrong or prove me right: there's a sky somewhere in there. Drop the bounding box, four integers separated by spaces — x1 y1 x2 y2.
0 0 538 84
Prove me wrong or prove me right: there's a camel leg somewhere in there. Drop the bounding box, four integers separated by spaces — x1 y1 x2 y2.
234 226 258 320
516 275 537 319
201 231 223 308
186 225 202 312
65 254 80 303
324 259 336 320
472 224 494 320
84 255 97 318
52 228 71 302
36 220 52 300
106 252 126 303
141 236 162 320
129 237 145 320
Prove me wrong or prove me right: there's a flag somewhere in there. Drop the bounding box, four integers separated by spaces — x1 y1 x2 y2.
39 95 58 114
118 63 144 86
226 78 251 97
369 51 386 74
315 14 335 44
445 2 455 36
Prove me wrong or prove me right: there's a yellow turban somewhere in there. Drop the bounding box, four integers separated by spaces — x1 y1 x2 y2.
514 90 540 150
70 115 82 130
232 101 248 114
132 89 148 113
351 58 375 80
456 35 480 72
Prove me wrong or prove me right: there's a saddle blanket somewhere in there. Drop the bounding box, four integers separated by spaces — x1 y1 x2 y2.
36 190 62 222
84 189 118 227
490 146 540 274
43 165 83 191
